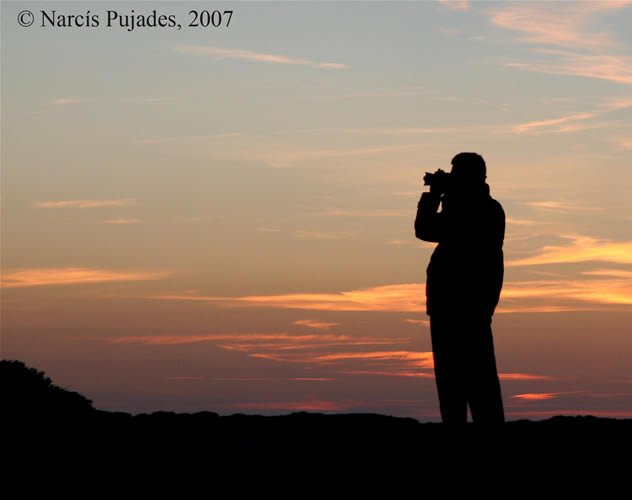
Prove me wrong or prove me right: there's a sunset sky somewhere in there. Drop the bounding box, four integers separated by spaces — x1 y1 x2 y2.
2 0 631 420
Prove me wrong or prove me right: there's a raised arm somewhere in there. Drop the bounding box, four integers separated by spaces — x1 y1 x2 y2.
414 192 444 242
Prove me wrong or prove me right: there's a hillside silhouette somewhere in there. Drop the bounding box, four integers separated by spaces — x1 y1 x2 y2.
1 360 630 488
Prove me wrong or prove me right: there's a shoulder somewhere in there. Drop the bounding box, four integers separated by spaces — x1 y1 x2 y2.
489 197 505 221
489 197 504 213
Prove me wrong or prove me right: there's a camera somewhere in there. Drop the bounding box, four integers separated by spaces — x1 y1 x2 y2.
423 169 452 193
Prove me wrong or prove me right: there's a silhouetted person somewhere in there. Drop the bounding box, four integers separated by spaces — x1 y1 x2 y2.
415 153 505 424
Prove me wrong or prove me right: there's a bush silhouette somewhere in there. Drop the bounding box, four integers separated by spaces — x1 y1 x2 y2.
0 359 93 420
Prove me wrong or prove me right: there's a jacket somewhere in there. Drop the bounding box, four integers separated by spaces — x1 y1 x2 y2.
414 183 505 317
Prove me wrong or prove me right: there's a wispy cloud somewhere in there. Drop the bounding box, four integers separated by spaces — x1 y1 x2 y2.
308 209 409 218
35 198 136 209
508 234 632 267
152 269 632 313
293 319 339 330
513 112 595 134
582 269 632 279
526 201 604 212
295 230 353 240
109 331 560 383
500 373 554 381
290 377 335 382
506 217 538 226
500 278 632 307
439 0 469 11
113 332 337 345
613 136 632 150
176 45 346 69
151 283 424 312
247 349 434 379
490 3 624 50
501 52 632 84
314 351 433 368
403 318 430 328
1 267 167 288
339 369 434 379
386 240 409 246
102 219 141 224
512 96 632 134
51 97 93 105
490 1 632 85
512 393 558 401
110 331 428 379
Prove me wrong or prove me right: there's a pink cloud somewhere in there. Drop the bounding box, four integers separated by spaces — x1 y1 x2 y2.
490 2 632 85
177 45 346 70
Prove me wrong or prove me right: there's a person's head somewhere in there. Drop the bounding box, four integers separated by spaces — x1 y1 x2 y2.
450 152 487 187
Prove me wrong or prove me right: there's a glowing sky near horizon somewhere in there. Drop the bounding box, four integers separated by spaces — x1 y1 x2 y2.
2 1 631 419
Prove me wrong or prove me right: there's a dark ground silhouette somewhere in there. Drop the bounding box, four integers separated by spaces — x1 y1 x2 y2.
1 360 630 489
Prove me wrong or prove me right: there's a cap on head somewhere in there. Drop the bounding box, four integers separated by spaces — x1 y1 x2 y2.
450 152 486 184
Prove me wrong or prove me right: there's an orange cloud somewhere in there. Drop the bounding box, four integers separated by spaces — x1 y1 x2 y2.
153 269 632 313
404 318 430 327
582 269 632 279
109 331 433 380
501 278 632 307
508 234 632 266
176 45 346 69
151 283 423 312
512 393 558 401
341 370 434 378
500 373 554 381
290 378 335 382
293 319 339 330
1 267 168 288
35 198 136 208
526 201 603 212
313 351 433 369
506 217 538 226
109 332 398 346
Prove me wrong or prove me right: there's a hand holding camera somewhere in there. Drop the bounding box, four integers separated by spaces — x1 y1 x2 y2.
423 169 452 196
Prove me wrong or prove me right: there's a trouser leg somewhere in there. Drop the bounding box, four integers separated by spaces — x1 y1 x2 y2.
466 316 505 424
430 316 467 424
